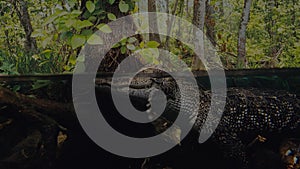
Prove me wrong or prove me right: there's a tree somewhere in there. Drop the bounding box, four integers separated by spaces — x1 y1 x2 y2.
237 0 252 68
205 0 217 47
11 0 37 53
0 0 299 74
165 0 179 49
148 0 161 44
192 0 206 70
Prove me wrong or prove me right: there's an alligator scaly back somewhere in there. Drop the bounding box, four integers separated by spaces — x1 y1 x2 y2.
98 75 300 168
148 77 300 168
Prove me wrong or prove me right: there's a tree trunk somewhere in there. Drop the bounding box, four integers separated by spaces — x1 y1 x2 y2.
291 0 297 38
148 0 161 44
94 1 142 72
0 86 73 169
237 0 252 68
264 0 281 68
156 0 168 14
186 0 189 16
165 0 178 49
205 0 217 47
11 0 37 54
176 0 185 38
192 0 206 70
4 30 13 57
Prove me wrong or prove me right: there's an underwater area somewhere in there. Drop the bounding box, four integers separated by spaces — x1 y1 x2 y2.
0 68 299 169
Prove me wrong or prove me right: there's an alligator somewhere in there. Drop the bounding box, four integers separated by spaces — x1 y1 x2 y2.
96 76 300 168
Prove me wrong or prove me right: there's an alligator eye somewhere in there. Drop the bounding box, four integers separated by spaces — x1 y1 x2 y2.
286 149 293 156
293 156 299 164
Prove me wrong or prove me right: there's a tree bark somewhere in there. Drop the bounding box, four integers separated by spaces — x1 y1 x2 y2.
264 0 281 68
11 0 37 54
165 0 178 49
91 1 142 72
148 0 161 44
0 83 153 168
237 0 252 68
175 0 185 39
0 87 72 169
192 0 206 70
4 30 13 57
205 0 217 47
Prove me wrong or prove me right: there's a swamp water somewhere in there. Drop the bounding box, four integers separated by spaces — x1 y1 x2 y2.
0 68 299 169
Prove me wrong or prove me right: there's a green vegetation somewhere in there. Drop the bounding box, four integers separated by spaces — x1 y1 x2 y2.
0 0 299 74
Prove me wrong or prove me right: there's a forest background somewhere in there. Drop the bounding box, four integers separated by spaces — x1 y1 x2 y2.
0 0 299 75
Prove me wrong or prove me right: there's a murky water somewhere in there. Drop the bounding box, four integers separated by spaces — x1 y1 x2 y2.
0 68 299 169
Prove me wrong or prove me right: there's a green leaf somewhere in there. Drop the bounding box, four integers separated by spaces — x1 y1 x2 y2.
120 37 127 45
108 0 115 5
41 49 52 54
82 10 92 19
127 37 137 43
64 65 71 71
79 20 93 29
60 31 73 41
81 29 93 38
43 10 67 25
31 30 43 38
126 44 136 51
68 0 77 9
73 20 93 31
43 15 58 26
93 9 105 15
12 85 21 92
121 46 127 54
88 16 97 22
71 35 86 49
86 1 95 13
139 41 145 48
107 13 116 21
39 60 50 66
139 48 160 64
70 10 82 17
87 34 103 45
96 24 112 33
69 55 77 65
112 43 121 48
41 36 52 48
119 1 129 13
65 19 76 28
146 41 160 48
57 23 68 33
31 80 51 90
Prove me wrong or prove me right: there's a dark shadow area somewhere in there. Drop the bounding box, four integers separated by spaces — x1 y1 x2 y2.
0 68 299 169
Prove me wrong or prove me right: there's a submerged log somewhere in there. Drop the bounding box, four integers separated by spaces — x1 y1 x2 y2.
0 85 154 169
0 87 74 169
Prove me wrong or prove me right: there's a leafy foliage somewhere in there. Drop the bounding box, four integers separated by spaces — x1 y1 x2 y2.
0 0 137 74
0 0 299 75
